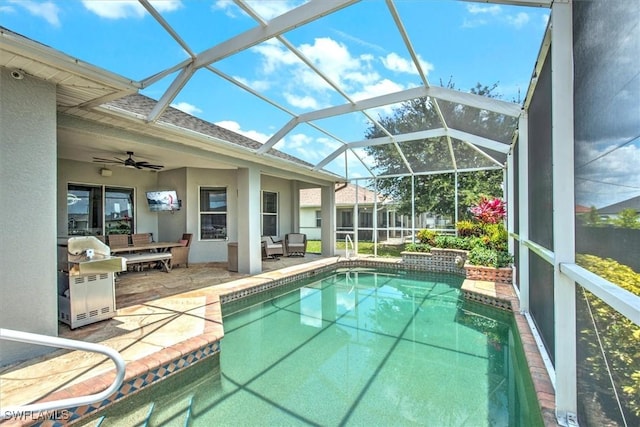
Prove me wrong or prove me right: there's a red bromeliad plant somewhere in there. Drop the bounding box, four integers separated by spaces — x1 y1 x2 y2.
470 197 506 224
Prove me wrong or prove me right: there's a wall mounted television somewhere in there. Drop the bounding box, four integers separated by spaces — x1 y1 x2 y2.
146 190 180 212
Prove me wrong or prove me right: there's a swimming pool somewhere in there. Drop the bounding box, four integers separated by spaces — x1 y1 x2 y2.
84 268 543 426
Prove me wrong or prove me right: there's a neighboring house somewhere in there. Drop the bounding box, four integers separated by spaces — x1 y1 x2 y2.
300 183 448 242
597 196 640 220
300 183 393 241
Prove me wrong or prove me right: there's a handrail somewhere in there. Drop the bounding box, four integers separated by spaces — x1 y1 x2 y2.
0 328 126 419
345 234 355 259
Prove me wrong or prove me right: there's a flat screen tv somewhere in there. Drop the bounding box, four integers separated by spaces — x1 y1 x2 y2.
146 190 180 212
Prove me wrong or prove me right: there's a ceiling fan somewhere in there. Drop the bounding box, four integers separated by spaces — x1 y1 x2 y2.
92 151 164 170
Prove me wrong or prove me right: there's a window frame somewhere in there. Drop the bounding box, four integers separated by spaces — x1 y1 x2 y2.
67 183 135 237
261 190 279 237
199 186 228 241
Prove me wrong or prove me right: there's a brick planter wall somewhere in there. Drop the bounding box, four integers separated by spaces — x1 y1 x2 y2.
401 248 467 276
401 249 513 285
464 264 513 284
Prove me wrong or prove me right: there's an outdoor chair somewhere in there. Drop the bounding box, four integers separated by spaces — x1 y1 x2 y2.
131 233 152 247
262 236 284 260
171 233 193 268
285 233 307 257
107 234 129 250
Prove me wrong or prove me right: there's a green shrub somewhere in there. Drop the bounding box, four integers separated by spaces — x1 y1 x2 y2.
468 246 512 268
482 223 508 251
576 255 640 419
434 235 473 250
404 243 431 253
416 229 437 245
456 220 483 237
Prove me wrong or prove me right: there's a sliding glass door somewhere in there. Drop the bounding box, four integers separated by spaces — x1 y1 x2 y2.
67 184 135 237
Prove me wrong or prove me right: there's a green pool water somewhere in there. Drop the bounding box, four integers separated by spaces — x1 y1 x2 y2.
85 268 543 426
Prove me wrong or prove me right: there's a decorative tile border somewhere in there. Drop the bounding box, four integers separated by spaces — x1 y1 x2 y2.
25 342 221 427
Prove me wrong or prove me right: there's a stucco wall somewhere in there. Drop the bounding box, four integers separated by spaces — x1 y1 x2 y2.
0 68 58 365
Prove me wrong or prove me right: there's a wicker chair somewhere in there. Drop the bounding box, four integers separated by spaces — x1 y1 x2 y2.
170 233 193 268
261 236 284 260
131 233 152 247
285 233 307 257
107 234 129 250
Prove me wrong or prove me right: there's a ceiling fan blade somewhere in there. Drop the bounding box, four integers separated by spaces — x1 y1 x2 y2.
92 152 164 170
136 161 164 170
92 157 122 164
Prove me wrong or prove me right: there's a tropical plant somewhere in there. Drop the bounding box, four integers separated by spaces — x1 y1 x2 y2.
416 228 437 245
470 196 506 224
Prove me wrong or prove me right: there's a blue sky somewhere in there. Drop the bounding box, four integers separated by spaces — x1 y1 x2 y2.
2 1 636 209
1 0 554 176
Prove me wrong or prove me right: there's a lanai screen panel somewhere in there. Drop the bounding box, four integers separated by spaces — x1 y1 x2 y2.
398 138 453 173
526 47 554 366
352 145 410 177
436 99 518 145
449 139 503 170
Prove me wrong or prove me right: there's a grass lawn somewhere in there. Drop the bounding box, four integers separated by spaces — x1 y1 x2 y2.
306 240 404 258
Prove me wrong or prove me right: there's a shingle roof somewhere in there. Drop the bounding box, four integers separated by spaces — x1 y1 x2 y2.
107 94 315 168
598 196 640 214
300 183 391 207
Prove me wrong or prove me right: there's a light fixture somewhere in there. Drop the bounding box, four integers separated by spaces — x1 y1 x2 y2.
10 69 25 80
100 168 112 177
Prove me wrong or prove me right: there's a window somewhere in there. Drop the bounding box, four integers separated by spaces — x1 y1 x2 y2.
262 191 278 236
315 210 322 228
200 187 227 240
67 184 134 237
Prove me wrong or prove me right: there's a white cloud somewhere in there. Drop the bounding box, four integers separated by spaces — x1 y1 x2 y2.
350 78 405 103
214 120 270 143
233 76 271 92
284 93 319 109
576 141 640 207
171 102 201 116
467 4 501 15
245 0 303 20
82 0 182 19
251 39 299 74
506 12 530 29
381 52 433 76
214 0 303 20
7 0 60 27
464 4 531 30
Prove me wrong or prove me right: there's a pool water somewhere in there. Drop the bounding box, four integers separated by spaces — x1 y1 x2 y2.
86 268 543 426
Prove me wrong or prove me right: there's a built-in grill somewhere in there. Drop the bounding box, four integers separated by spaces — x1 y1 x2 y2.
57 236 126 329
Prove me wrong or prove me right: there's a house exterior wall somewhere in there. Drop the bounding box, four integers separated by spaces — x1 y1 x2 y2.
0 68 58 365
156 167 188 242
261 175 294 238
185 167 238 263
300 207 321 240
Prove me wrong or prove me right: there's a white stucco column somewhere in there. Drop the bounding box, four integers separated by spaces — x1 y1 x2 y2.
237 167 261 274
320 184 336 256
0 68 58 365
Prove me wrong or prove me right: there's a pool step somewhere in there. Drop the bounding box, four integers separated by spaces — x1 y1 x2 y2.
146 394 195 426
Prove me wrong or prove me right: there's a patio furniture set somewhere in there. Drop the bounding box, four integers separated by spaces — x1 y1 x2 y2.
262 233 308 260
